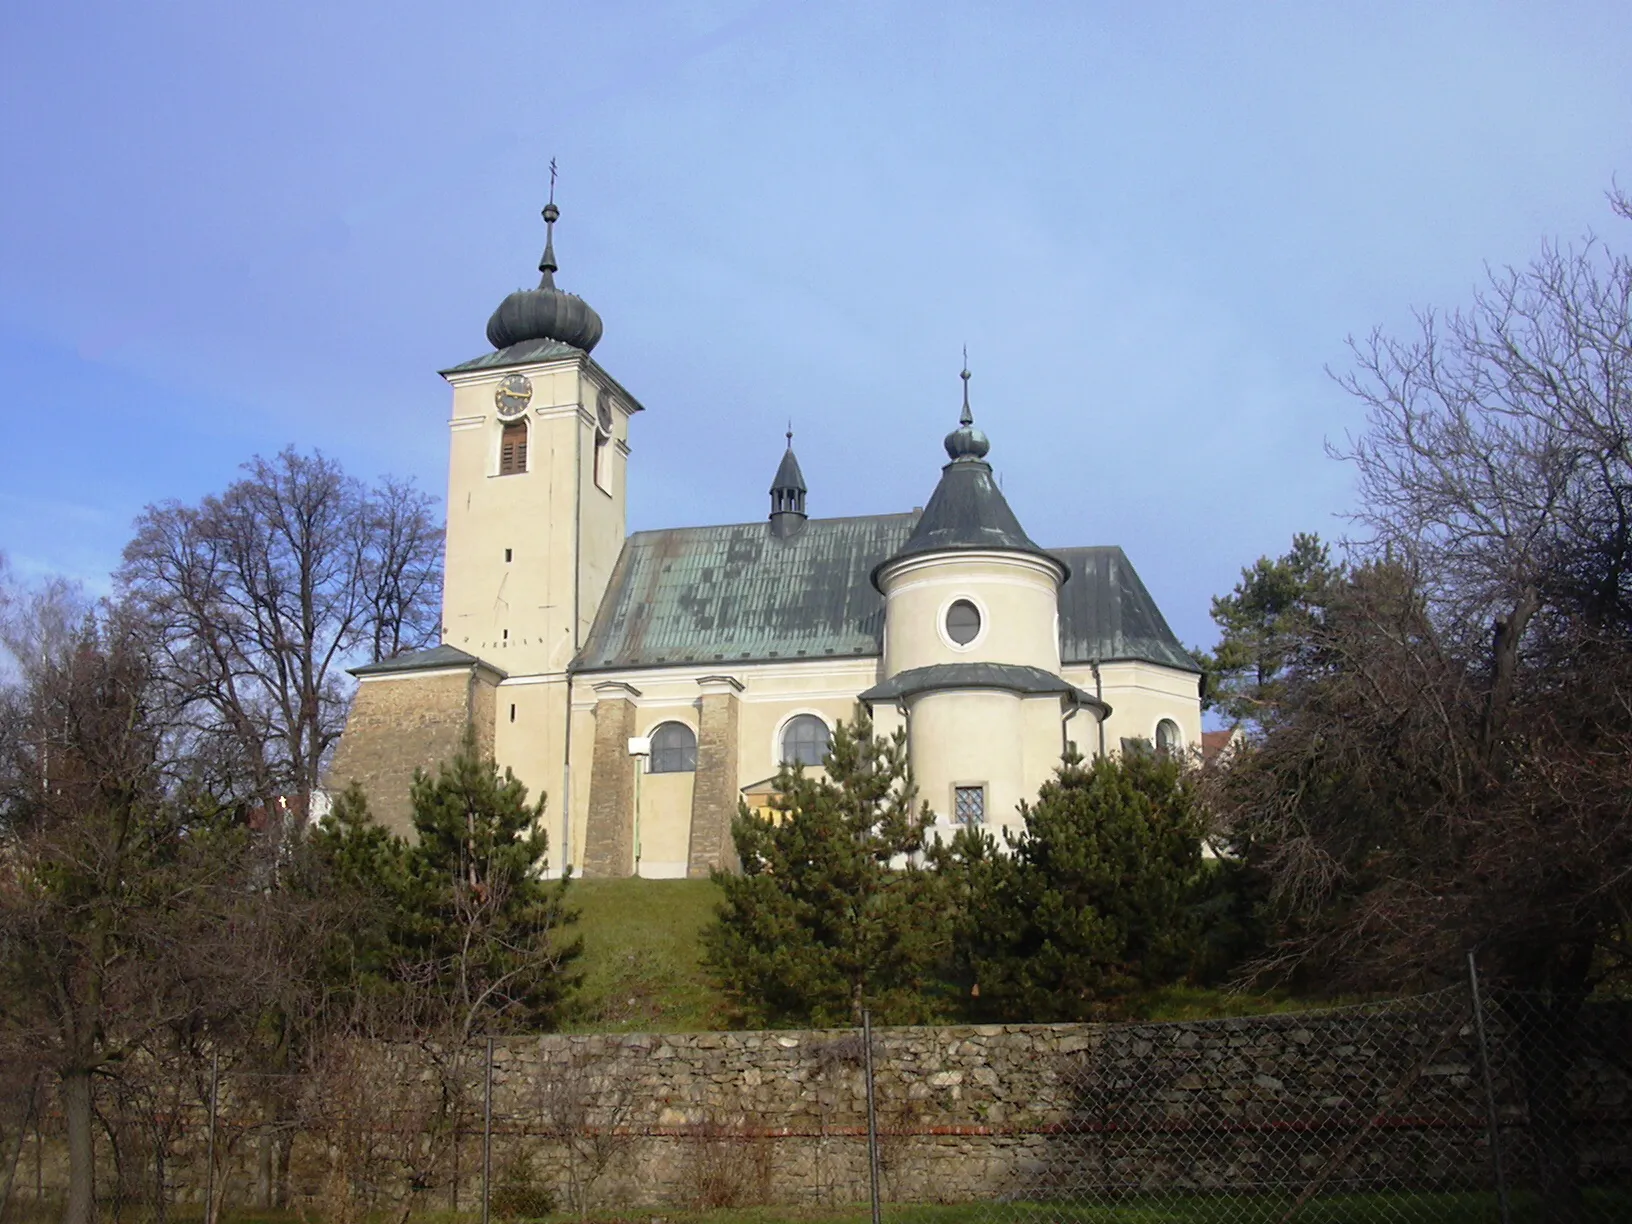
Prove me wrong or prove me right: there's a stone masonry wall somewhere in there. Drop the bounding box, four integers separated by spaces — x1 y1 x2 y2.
325 668 484 837
17 1004 1631 1213
687 689 741 878
582 696 636 877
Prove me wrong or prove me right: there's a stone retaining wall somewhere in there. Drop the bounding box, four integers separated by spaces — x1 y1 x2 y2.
15 999 1632 1212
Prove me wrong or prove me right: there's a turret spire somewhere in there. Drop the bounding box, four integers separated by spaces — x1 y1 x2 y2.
485 161 605 354
944 349 990 461
769 425 808 539
538 158 559 287
960 346 973 427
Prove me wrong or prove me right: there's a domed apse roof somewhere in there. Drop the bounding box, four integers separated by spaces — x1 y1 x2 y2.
872 364 1064 587
484 198 604 354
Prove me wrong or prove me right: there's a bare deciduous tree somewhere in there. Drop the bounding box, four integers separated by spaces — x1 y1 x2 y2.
0 600 272 1224
117 449 441 828
1212 187 1632 1223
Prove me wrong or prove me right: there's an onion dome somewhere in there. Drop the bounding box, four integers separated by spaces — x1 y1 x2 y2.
872 359 1065 587
769 426 808 539
485 196 604 353
943 364 990 460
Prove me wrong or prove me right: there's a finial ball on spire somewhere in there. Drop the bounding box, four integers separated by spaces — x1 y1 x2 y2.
945 348 989 460
485 170 605 354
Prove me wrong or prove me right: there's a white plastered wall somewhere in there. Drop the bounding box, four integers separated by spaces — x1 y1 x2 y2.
564 657 884 875
1061 659 1203 757
880 552 1063 675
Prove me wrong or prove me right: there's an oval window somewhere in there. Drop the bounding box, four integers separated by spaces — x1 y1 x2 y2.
946 599 981 646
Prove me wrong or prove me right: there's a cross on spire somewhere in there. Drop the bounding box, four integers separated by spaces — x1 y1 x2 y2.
539 158 560 284
960 346 973 426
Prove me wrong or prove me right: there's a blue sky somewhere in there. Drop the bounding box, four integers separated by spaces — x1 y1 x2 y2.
2 1 1628 655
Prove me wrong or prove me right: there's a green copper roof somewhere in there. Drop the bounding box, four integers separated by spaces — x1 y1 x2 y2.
438 341 647 413
576 514 916 671
439 336 586 374
573 518 1199 676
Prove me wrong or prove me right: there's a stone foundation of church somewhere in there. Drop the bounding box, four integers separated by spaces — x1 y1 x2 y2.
324 667 497 836
582 694 636 875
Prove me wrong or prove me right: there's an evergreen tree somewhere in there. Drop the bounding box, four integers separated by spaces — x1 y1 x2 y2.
298 781 405 1013
394 740 581 1035
1194 533 1338 728
944 750 1204 1021
704 712 949 1027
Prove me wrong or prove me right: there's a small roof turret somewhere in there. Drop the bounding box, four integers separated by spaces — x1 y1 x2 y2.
485 165 604 354
873 359 1064 587
769 425 808 539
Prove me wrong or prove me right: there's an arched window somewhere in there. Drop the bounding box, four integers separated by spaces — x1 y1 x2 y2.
648 722 697 774
499 419 528 475
1155 719 1182 757
780 714 831 767
945 599 981 645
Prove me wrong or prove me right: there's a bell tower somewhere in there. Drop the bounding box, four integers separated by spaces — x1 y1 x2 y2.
327 180 643 847
438 189 641 676
436 186 644 837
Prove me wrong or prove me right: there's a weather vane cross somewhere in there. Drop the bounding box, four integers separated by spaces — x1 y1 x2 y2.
960 345 973 425
548 157 558 205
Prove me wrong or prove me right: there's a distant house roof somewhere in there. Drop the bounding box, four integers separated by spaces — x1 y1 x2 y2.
350 643 506 680
573 516 1201 676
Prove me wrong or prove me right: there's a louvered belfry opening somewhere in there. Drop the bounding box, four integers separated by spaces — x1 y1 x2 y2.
499 419 528 475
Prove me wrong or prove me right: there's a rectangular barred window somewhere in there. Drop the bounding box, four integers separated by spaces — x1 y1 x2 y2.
954 785 985 826
498 420 528 475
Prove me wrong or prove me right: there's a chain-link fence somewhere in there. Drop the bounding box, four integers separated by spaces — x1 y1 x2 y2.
3 967 1629 1223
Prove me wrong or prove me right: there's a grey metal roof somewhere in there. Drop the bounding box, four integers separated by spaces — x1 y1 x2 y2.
574 514 918 671
859 663 1108 714
438 343 648 415
574 517 1198 677
875 456 1061 584
350 643 507 680
770 446 806 493
439 336 586 374
1053 546 1201 673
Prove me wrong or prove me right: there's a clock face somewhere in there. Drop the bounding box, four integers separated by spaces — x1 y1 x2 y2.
596 394 614 433
494 374 532 419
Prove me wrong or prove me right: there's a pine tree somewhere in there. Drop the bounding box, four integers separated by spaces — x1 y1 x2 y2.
299 781 404 1011
1193 533 1338 728
945 750 1204 1021
703 712 949 1027
393 739 581 1035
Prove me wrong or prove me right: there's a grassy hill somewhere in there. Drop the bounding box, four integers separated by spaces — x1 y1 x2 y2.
560 877 731 1033
558 878 1321 1033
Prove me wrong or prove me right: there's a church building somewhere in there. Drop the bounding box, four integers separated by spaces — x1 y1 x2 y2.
326 200 1204 877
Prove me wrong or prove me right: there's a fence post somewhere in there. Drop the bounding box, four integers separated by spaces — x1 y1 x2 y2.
204 1053 219 1224
1467 951 1512 1224
862 1010 881 1224
481 1039 494 1224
